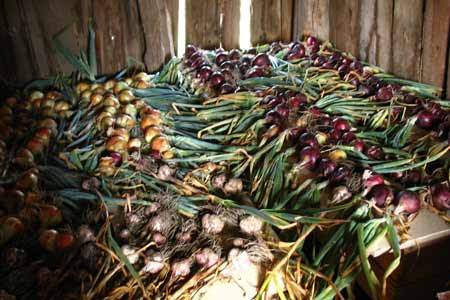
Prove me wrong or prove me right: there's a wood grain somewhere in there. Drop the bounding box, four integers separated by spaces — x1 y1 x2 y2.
221 0 240 49
420 0 450 89
138 0 175 72
280 0 293 42
329 0 360 55
0 0 17 82
358 0 394 71
185 0 221 49
251 0 282 45
392 0 424 81
166 0 179 54
293 0 330 41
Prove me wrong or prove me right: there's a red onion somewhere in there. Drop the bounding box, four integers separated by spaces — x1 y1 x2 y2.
350 61 363 72
191 57 205 69
321 62 334 69
252 53 271 68
406 170 421 185
416 110 436 129
352 139 365 152
366 145 384 160
110 152 122 166
298 146 320 169
185 45 197 58
341 57 352 65
306 36 319 47
332 118 351 132
330 165 351 183
246 66 266 78
363 170 384 190
369 185 393 207
195 248 219 269
342 132 356 144
210 72 225 87
219 83 236 95
220 61 235 71
229 49 241 61
261 95 276 105
329 129 342 143
313 56 326 67
431 183 450 211
317 158 337 178
275 103 290 118
395 191 421 214
299 132 319 148
198 66 213 82
286 47 305 60
288 127 304 142
403 94 416 104
265 110 282 125
337 65 349 78
215 52 229 66
375 86 393 101
241 54 254 64
152 232 167 247
289 94 307 108
358 84 374 96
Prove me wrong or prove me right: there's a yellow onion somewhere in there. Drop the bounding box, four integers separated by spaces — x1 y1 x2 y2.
98 116 116 131
0 106 12 116
104 79 116 90
39 229 58 252
97 111 114 124
0 217 25 246
103 105 118 115
25 191 40 206
4 97 17 107
39 205 62 228
127 138 142 151
45 91 62 100
134 80 151 89
16 170 39 191
107 128 130 141
80 90 92 101
316 132 328 145
132 99 146 111
113 81 129 95
16 101 32 112
144 126 162 143
121 104 137 118
14 148 35 168
40 107 56 118
37 118 58 135
116 114 136 129
124 77 133 85
28 91 44 101
75 82 90 95
103 94 120 108
151 136 170 152
118 89 134 103
26 138 45 155
54 100 70 112
161 150 174 159
55 232 75 251
141 115 162 130
328 149 347 161
31 98 42 110
90 92 104 107
58 110 74 119
99 157 116 176
40 98 55 109
134 72 150 82
35 127 53 143
106 135 128 153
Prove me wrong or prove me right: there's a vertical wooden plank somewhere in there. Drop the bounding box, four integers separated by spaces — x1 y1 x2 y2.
3 0 40 82
250 0 282 45
0 0 16 82
329 0 360 55
166 0 179 53
185 0 221 49
280 0 293 42
420 0 450 89
358 0 394 71
392 0 424 81
221 0 240 49
447 46 450 98
138 0 175 72
293 0 330 41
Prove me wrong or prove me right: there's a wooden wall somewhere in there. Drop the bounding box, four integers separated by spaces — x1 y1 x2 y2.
0 0 449 97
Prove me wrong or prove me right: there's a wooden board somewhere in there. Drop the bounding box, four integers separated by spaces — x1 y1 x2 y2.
166 0 179 54
138 0 175 72
293 0 330 41
0 0 17 82
420 0 450 90
358 0 394 71
329 0 360 56
250 0 284 45
280 0 293 42
185 0 221 49
221 0 240 49
392 0 425 81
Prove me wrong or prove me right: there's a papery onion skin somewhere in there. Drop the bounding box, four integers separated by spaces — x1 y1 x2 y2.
431 183 450 211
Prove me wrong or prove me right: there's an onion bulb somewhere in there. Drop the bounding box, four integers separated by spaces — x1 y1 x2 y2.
55 232 75 251
239 215 263 236
39 229 58 252
201 214 224 234
431 183 450 211
394 191 421 215
195 248 220 269
39 205 63 228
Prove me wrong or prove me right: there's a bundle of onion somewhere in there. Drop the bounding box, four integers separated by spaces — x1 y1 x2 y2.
25 118 58 156
140 108 173 159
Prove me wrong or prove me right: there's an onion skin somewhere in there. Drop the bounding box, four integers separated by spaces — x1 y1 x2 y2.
395 191 421 214
416 110 436 129
298 146 320 170
431 183 450 211
369 185 393 207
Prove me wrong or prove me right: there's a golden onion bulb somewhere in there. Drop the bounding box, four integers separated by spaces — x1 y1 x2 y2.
108 128 130 141
99 157 116 177
103 94 120 108
151 136 170 152
90 93 104 107
75 82 90 95
141 115 162 130
98 116 115 131
106 135 128 153
103 105 118 115
116 114 136 129
124 77 133 85
121 104 137 118
127 138 142 151
144 126 162 143
134 72 150 82
104 79 116 90
113 81 129 95
45 91 62 100
118 89 134 104
28 91 44 102
161 150 174 159
54 100 70 112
